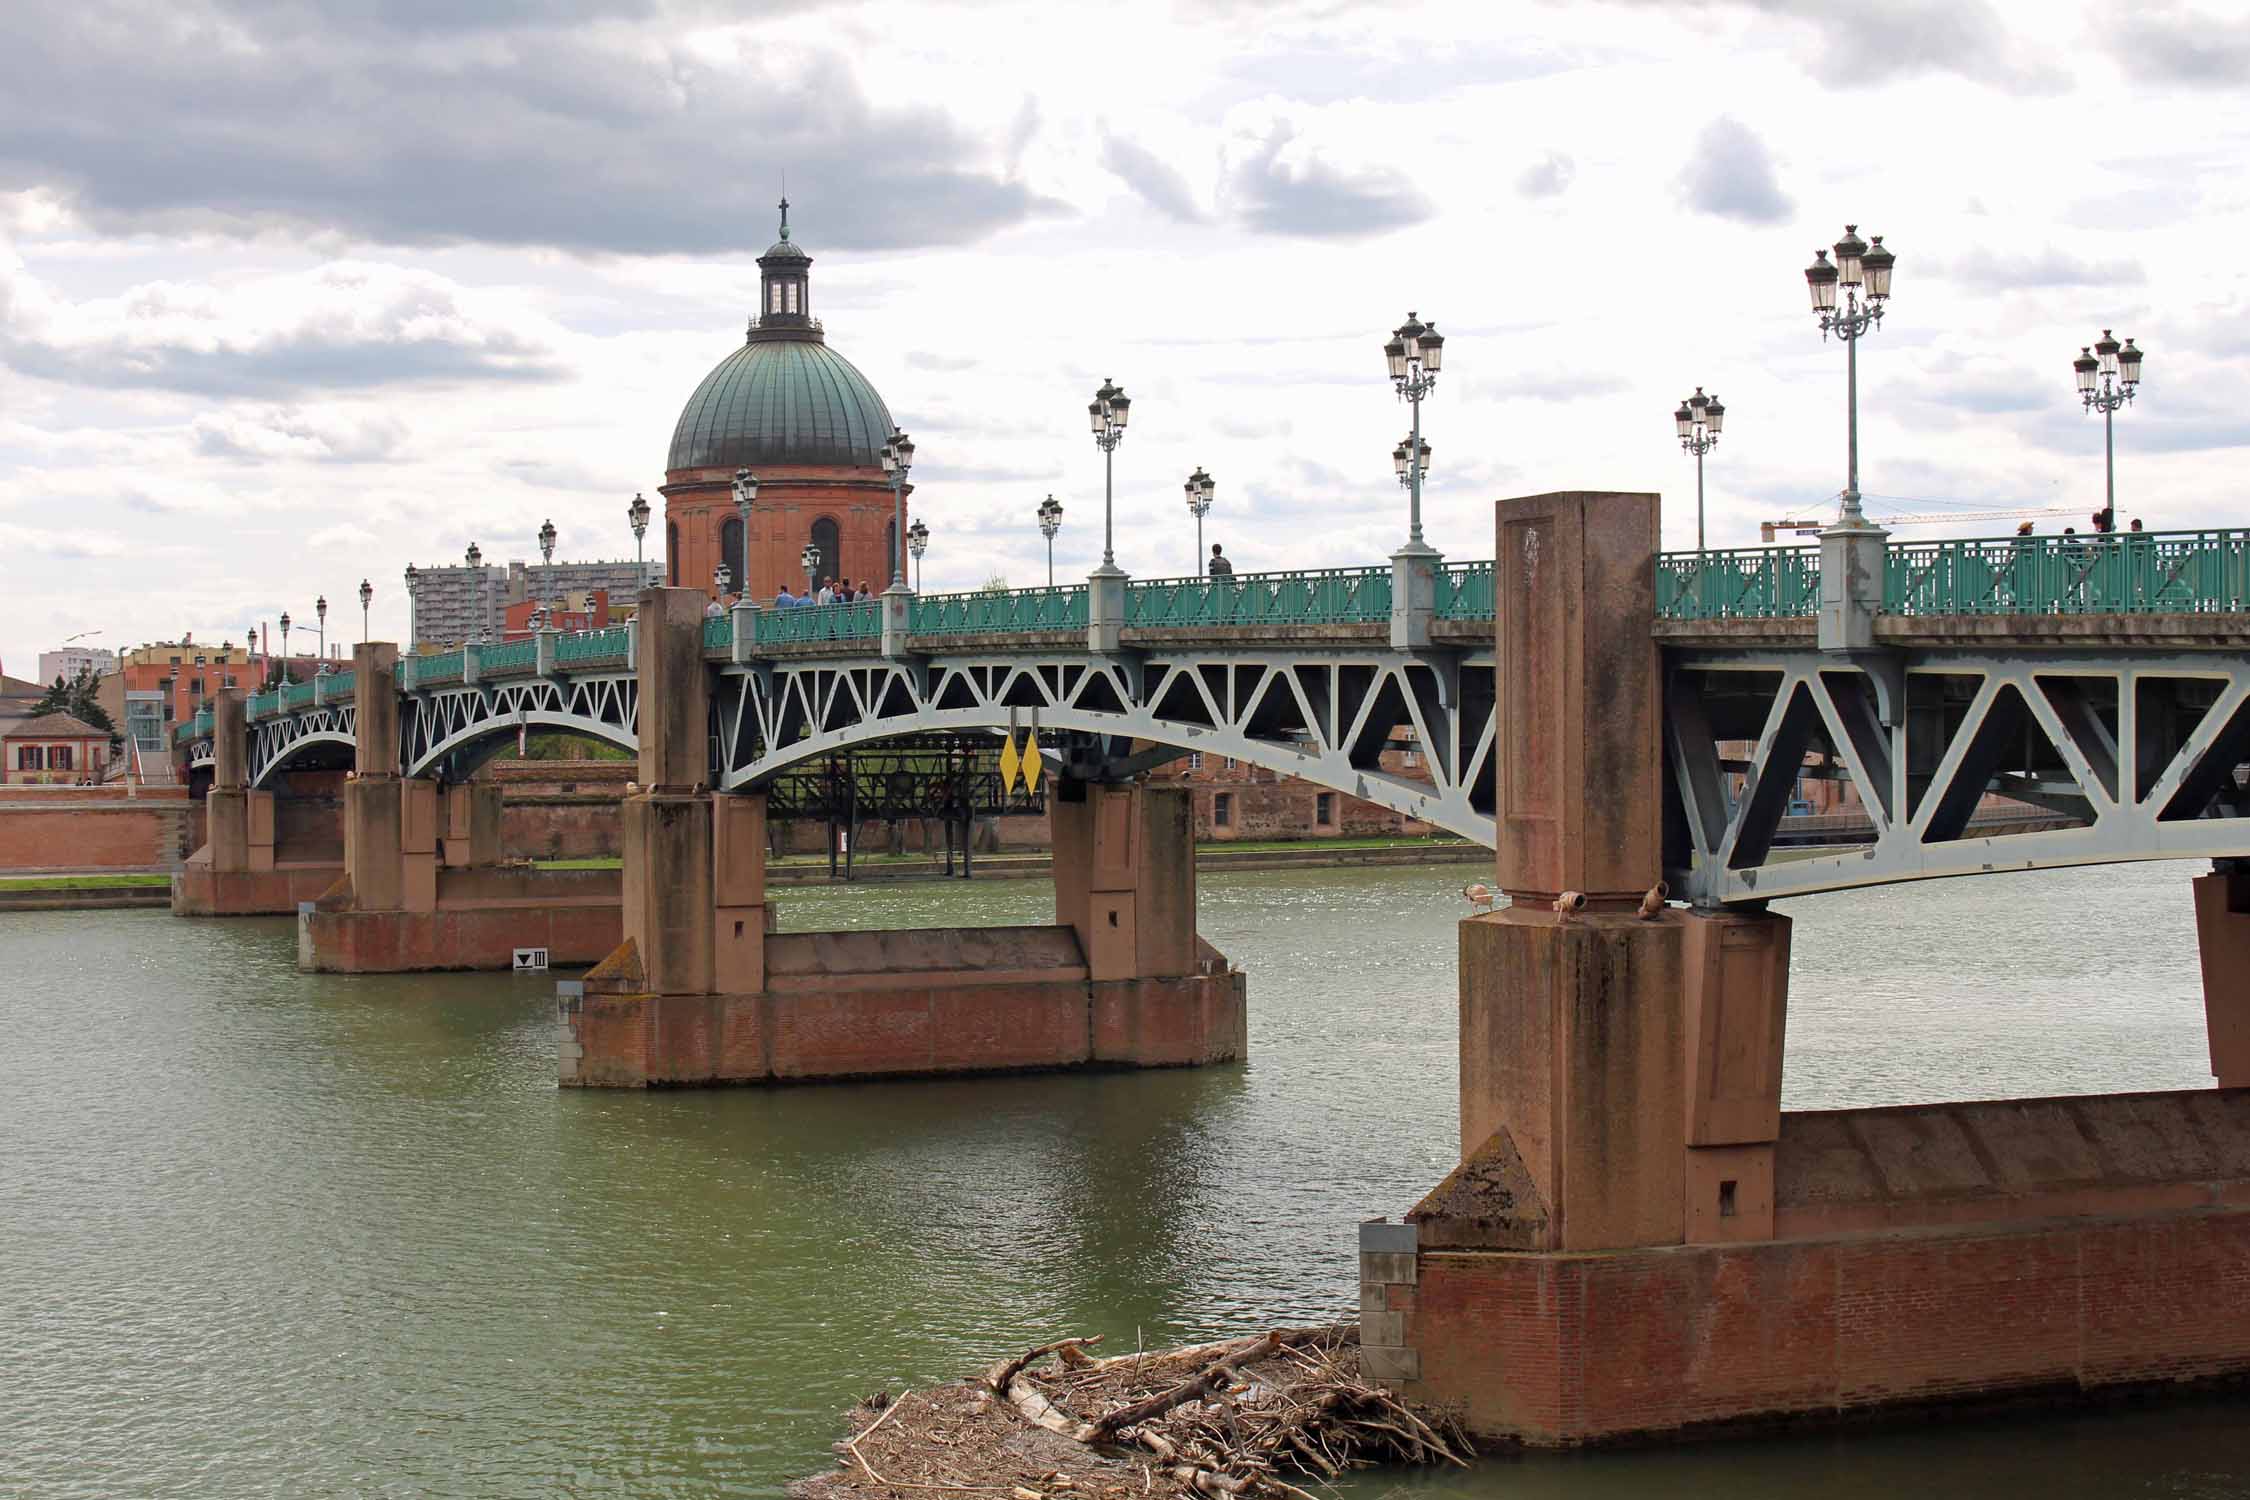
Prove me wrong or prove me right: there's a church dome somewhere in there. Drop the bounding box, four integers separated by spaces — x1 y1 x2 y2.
666 337 894 471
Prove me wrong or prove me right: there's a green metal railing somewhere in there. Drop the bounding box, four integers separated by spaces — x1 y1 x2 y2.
702 613 734 652
1126 567 1392 628
555 625 630 665
417 649 466 684
1436 561 1493 620
247 689 281 718
480 639 538 673
910 585 1089 636
1886 529 2250 616
1656 547 1822 621
755 600 881 646
326 671 355 699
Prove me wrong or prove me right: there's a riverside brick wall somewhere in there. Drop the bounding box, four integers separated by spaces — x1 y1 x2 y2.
0 787 195 871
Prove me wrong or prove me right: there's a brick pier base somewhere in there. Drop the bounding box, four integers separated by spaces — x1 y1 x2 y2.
1372 1088 2250 1444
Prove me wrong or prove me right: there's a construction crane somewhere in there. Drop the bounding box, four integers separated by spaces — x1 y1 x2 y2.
1759 506 2080 543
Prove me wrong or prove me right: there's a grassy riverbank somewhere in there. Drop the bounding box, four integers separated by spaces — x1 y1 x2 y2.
0 873 173 891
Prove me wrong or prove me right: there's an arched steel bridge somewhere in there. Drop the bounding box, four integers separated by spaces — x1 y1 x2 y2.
182 533 2250 903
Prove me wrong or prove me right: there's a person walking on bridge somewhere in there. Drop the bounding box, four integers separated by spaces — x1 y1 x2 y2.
1207 543 1234 577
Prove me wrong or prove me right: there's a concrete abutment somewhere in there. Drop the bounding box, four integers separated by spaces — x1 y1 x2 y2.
172 688 346 915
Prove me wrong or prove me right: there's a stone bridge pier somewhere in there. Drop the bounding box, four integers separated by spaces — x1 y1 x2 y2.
297 642 622 971
173 688 347 915
1364 491 2250 1446
561 587 1246 1087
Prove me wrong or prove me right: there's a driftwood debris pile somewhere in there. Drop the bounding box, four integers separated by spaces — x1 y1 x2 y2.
797 1324 1471 1500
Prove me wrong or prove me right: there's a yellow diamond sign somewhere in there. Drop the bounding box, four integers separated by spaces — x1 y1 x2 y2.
1022 734 1041 791
998 731 1021 794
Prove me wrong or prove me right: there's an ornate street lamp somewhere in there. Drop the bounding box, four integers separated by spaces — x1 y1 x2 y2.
731 468 758 597
1037 494 1064 587
800 541 821 595
358 579 372 643
1384 312 1444 555
1804 225 1895 526
404 564 419 649
538 517 557 625
1184 467 1214 574
880 429 915 591
2075 330 2144 533
314 594 328 673
1088 379 1130 574
1674 388 1725 551
465 542 483 643
278 610 292 685
628 492 652 577
907 518 929 592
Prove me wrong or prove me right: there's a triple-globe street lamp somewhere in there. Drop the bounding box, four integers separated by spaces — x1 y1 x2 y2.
358 580 372 644
1037 495 1064 587
1803 225 1896 526
315 594 328 674
1383 313 1444 556
731 468 759 597
800 542 821 595
1088 380 1130 575
628 492 652 578
907 518 929 592
1672 387 1726 551
880 429 915 591
2073 330 2146 533
404 564 419 649
1184 467 1214 574
465 542 484 643
537 518 557 629
279 611 292 685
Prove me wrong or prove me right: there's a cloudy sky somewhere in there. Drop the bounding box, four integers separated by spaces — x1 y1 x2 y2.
3 0 2246 670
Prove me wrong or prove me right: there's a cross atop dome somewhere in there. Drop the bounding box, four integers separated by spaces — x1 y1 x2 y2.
777 196 790 241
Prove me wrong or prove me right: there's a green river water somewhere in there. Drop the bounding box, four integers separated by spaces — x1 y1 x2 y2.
3 862 2246 1497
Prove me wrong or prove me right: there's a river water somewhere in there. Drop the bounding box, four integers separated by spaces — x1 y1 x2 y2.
3 862 2245 1497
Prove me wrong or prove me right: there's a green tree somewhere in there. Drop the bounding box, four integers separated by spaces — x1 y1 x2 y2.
33 668 121 749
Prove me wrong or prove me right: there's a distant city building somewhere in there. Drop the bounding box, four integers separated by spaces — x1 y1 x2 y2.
407 558 656 648
501 589 614 641
106 638 264 728
37 645 117 686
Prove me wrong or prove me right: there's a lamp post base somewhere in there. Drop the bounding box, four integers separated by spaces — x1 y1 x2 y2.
1391 542 1442 651
881 582 915 660
1817 510 1888 653
1087 568 1128 653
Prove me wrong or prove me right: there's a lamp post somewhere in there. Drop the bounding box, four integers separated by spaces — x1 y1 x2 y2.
1383 312 1444 554
1184 467 1214 574
403 564 419 650
1673 387 1725 551
1804 225 1896 526
907 518 929 592
2074 331 2144 533
465 542 483 643
358 579 372 643
315 594 328 673
1037 495 1063 587
731 468 758 597
628 492 652 579
880 430 914 590
801 542 821 596
1088 380 1130 574
278 611 292 686
538 518 557 627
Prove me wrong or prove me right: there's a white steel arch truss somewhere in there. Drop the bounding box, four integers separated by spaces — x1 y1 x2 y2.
711 648 1500 843
1665 647 2250 905
401 675 638 779
247 703 357 788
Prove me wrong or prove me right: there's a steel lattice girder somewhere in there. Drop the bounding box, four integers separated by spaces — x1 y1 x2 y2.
709 647 1498 843
1663 646 2250 905
399 676 639 781
762 734 1047 821
247 703 357 788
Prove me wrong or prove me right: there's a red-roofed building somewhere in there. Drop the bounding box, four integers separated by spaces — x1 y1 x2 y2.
4 712 111 785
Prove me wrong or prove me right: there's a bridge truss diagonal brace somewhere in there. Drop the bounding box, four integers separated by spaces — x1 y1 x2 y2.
1663 645 2250 906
